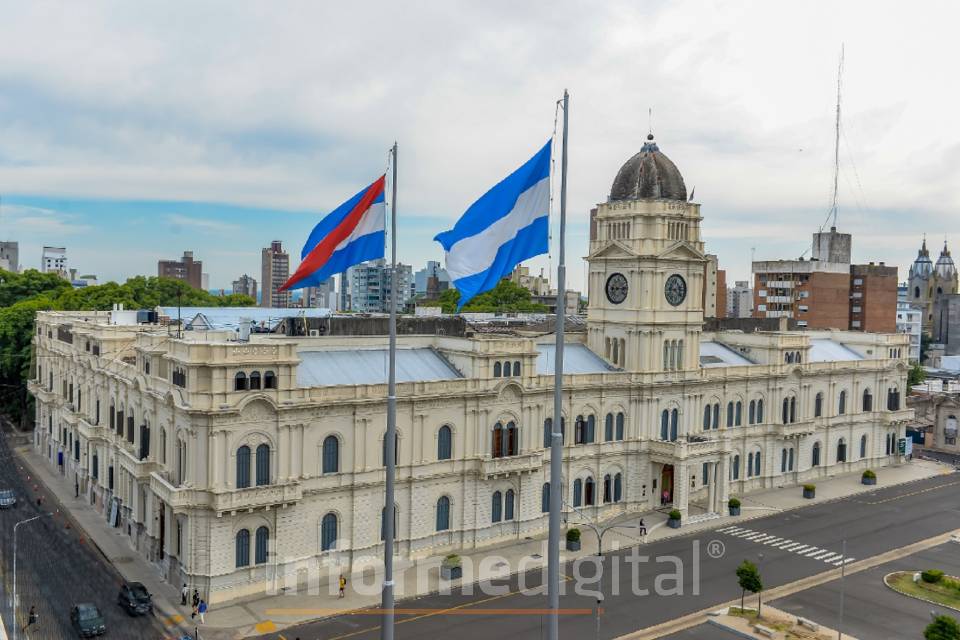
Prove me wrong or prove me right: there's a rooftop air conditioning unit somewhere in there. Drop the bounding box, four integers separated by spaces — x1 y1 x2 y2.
309 329 320 337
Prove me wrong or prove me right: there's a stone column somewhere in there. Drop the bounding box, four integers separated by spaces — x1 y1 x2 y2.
718 454 730 509
278 424 290 481
674 463 690 521
706 462 716 514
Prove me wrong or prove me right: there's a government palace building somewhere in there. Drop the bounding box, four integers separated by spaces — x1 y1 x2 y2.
29 135 913 603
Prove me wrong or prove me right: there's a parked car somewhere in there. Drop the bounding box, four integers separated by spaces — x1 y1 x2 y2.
117 581 153 616
0 489 16 509
70 603 106 637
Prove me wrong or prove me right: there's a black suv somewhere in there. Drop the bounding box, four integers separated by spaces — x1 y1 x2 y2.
70 603 106 637
117 581 153 616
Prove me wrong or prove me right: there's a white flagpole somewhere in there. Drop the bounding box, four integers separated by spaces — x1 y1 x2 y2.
382 142 398 640
548 89 569 640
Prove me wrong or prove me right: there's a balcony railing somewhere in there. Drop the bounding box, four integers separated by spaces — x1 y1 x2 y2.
480 451 543 478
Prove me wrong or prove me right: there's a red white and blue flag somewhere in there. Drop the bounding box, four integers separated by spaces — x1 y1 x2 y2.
280 176 386 292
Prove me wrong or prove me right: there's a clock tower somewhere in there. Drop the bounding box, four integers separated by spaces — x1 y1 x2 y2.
586 134 706 373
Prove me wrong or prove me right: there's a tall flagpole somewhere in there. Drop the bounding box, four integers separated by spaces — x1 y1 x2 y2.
548 89 569 640
382 142 398 640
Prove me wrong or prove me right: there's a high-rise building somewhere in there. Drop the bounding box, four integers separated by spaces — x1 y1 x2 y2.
261 240 291 308
414 261 450 297
702 254 726 319
41 246 67 276
849 263 898 333
347 260 413 312
304 277 337 309
896 301 922 362
907 239 958 335
232 274 258 301
0 241 18 272
727 280 753 318
158 251 203 289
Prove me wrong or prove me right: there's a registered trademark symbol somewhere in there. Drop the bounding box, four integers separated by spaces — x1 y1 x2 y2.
707 540 726 559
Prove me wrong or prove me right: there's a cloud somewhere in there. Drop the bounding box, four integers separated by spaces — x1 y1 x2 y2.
2 204 91 235
164 213 241 234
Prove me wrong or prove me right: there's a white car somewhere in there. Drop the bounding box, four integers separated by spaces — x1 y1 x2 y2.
0 489 16 509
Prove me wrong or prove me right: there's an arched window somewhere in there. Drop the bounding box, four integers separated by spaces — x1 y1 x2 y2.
543 418 552 448
249 371 261 390
92 452 99 480
491 491 503 522
812 441 821 467
383 432 399 466
732 455 740 480
885 433 891 455
616 413 625 440
506 422 518 456
255 526 269 564
573 479 582 507
703 405 711 431
321 513 338 551
735 401 743 426
261 371 275 389
605 413 614 441
747 452 754 477
837 438 847 463
860 434 867 459
670 409 679 441
757 399 764 423
234 372 248 391
862 389 873 412
586 415 596 443
436 496 451 531
513 361 521 377
781 448 787 473
584 477 595 506
438 426 452 460
782 398 790 425
749 400 756 425
235 529 250 567
614 473 623 502
660 410 669 440
255 444 270 486
915 286 921 298
503 361 511 376
236 445 251 489
790 396 797 423
322 435 339 473
788 447 794 471
493 362 502 377
727 402 734 427
603 474 612 503
838 390 847 415
713 403 720 428
541 482 550 513
505 489 515 520
814 392 823 418
754 451 761 476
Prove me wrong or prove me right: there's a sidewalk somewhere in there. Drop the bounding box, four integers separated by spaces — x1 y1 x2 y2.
16 443 950 640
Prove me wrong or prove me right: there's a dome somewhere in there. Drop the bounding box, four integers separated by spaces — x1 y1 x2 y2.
610 134 687 202
909 238 933 279
936 242 956 279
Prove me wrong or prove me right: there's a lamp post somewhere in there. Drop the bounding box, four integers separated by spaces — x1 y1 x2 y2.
13 513 50 640
563 500 641 556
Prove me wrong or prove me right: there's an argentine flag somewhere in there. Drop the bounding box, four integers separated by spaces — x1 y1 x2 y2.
434 140 551 310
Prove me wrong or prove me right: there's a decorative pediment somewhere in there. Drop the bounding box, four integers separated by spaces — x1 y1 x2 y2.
587 241 639 260
655 241 707 261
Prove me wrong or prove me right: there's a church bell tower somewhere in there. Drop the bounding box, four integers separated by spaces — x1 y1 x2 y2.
586 134 706 373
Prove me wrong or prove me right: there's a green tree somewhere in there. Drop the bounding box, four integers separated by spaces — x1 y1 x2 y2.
921 332 933 363
735 559 763 616
423 279 548 314
925 615 960 640
0 268 70 307
909 362 927 387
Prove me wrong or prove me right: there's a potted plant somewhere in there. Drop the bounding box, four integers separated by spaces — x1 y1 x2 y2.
861 469 877 486
441 554 462 580
565 528 581 551
728 497 741 516
667 509 682 528
802 483 816 499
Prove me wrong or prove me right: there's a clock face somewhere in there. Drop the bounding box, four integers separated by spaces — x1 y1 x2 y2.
664 274 687 306
605 273 628 304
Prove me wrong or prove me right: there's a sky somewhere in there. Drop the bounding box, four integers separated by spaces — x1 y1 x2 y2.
1 1 959 292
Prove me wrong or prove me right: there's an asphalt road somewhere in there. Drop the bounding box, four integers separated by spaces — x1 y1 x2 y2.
661 623 743 639
259 471 960 640
0 429 168 639
772 542 960 640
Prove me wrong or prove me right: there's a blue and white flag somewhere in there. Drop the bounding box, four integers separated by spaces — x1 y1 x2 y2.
434 140 551 309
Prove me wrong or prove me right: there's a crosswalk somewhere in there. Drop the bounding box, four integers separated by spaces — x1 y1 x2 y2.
715 525 855 567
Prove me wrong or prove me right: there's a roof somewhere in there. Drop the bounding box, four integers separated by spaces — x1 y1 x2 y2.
609 134 687 202
297 348 462 387
699 341 754 367
808 339 863 362
536 343 616 375
159 307 330 332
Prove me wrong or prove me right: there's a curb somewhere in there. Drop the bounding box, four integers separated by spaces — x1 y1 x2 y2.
883 571 960 613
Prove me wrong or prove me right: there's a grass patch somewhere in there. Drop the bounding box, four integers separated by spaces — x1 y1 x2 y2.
726 608 793 633
887 571 960 610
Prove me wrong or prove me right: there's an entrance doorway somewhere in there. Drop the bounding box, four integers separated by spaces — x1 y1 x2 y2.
158 502 166 560
660 465 674 505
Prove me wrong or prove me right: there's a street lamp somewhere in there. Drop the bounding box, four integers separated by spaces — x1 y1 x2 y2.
562 500 641 557
13 513 51 640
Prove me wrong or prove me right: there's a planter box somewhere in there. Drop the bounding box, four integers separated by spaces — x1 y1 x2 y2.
728 506 741 516
565 540 581 552
667 518 682 529
441 565 462 581
803 488 816 499
861 477 876 486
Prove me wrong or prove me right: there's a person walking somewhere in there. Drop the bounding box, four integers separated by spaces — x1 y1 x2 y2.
181 583 188 606
338 573 347 598
22 605 38 632
198 599 207 624
638 518 647 537
192 589 200 609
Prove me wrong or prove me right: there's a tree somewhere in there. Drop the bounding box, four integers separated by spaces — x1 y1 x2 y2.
909 362 927 387
921 332 933 363
735 559 763 616
925 615 960 640
422 279 548 314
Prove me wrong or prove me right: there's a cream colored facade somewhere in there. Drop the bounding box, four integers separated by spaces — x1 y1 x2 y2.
29 138 913 604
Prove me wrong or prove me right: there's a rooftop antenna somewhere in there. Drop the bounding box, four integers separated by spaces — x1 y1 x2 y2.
648 107 653 137
828 44 844 230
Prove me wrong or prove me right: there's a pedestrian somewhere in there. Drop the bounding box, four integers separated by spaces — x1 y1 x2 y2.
338 573 347 598
192 589 200 609
638 518 647 536
191 602 198 620
181 583 188 606
22 605 37 632
75 481 79 498
198 599 207 624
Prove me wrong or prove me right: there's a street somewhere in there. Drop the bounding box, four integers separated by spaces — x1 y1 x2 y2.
258 471 960 640
0 429 168 639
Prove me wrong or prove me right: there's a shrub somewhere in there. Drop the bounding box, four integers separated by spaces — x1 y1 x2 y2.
922 569 945 584
924 614 960 640
803 484 816 492
728 498 741 508
566 528 581 542
443 554 461 567
668 509 682 521
862 469 876 480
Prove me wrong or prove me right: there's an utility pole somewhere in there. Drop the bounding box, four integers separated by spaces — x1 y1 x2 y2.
13 514 48 640
829 45 844 229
